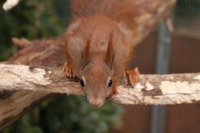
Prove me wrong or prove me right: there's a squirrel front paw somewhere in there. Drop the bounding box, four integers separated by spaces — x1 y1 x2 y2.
125 68 140 87
63 62 75 78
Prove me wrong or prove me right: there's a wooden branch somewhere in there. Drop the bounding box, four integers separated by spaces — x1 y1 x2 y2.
1 64 200 106
130 0 176 46
0 38 64 130
0 64 82 95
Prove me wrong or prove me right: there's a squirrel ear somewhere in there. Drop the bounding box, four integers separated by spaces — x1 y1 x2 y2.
66 20 80 35
82 39 91 67
105 33 115 69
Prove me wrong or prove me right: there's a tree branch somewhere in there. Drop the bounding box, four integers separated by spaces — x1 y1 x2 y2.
1 63 200 106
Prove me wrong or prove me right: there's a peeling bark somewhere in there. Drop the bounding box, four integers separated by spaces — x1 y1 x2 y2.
114 73 200 105
1 64 200 106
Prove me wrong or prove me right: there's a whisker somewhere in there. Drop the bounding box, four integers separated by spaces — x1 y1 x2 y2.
108 100 120 109
68 96 87 107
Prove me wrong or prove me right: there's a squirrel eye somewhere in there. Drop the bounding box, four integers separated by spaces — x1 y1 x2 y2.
108 79 112 87
80 78 85 87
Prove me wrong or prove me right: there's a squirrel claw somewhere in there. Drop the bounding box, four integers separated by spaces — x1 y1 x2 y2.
63 63 75 78
125 68 140 88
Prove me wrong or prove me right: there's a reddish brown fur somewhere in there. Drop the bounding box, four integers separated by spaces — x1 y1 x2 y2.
64 0 136 107
70 0 142 32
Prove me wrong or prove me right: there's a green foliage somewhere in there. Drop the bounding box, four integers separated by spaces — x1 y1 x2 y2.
3 95 123 133
0 0 67 60
0 0 123 132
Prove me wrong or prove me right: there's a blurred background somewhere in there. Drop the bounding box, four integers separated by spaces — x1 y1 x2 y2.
0 0 200 133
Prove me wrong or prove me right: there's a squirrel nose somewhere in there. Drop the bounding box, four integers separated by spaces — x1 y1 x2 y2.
89 99 104 108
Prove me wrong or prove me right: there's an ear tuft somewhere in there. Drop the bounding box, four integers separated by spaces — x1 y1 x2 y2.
82 39 91 67
66 20 80 35
105 32 115 69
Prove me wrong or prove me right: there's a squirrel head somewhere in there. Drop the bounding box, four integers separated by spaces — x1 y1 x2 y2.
80 60 114 108
80 33 115 108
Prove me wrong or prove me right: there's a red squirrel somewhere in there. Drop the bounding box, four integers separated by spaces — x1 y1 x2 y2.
64 0 139 108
